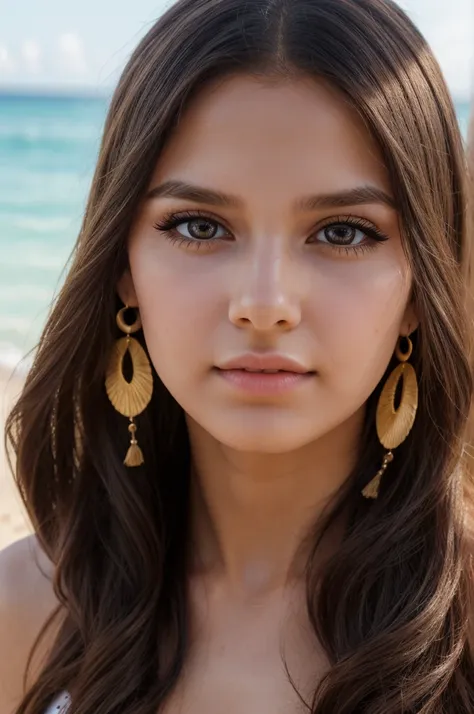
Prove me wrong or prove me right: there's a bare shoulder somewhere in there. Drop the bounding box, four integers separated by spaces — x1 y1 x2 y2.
0 533 56 601
0 534 65 714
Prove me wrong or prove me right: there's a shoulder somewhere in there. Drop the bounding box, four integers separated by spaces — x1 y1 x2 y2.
0 534 64 714
0 533 55 600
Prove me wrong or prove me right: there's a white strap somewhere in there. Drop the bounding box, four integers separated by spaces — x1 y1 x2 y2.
45 691 71 713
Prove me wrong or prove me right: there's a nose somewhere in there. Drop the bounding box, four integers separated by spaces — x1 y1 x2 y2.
228 249 302 332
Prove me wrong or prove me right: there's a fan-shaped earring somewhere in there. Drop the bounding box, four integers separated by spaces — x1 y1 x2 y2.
362 335 418 499
105 306 153 467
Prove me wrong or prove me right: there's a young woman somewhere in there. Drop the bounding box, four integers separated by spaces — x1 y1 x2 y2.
1 0 474 711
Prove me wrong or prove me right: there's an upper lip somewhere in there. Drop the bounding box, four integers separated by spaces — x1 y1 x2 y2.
217 353 312 373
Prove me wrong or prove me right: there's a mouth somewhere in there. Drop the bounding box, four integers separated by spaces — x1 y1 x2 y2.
213 366 315 396
216 353 313 374
220 368 310 373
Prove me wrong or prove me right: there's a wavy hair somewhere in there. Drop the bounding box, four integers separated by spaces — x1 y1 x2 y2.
6 0 474 711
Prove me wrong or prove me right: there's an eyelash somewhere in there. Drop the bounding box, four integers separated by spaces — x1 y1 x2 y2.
153 210 389 256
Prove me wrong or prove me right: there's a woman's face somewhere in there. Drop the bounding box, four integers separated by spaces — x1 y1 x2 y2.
120 75 416 453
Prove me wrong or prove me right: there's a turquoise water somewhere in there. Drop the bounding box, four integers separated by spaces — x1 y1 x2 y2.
0 93 109 370
0 93 471 371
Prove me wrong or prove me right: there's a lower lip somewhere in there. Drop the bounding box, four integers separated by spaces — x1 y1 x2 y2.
215 368 313 395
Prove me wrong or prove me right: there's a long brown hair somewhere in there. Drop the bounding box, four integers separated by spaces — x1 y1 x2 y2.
6 0 474 711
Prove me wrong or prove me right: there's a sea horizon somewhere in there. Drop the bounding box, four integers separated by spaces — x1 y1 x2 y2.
0 85 115 99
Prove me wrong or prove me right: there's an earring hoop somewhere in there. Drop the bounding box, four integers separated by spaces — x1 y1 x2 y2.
395 336 413 362
116 306 142 335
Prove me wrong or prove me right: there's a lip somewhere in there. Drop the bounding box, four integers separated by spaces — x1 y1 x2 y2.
214 353 314 396
217 353 311 374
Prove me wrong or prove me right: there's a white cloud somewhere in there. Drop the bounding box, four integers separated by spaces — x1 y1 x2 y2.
21 40 42 74
57 32 87 75
0 45 15 74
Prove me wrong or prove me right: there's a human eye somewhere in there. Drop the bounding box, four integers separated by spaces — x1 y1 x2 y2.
309 215 389 255
153 210 232 249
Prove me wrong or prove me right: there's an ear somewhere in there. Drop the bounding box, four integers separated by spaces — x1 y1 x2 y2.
116 269 139 308
400 300 419 337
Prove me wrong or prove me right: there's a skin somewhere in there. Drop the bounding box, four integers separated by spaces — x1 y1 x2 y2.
116 74 418 710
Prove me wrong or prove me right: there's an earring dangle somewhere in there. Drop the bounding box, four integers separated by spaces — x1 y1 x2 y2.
105 306 153 467
362 335 418 499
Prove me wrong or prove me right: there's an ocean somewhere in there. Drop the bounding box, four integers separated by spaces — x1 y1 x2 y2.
0 94 471 373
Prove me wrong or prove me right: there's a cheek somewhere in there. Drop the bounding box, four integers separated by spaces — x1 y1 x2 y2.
314 258 411 392
128 243 222 371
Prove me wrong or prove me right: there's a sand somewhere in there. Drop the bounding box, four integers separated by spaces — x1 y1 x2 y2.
0 367 32 550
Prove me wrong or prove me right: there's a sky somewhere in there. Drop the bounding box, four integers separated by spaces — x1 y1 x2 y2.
0 0 473 100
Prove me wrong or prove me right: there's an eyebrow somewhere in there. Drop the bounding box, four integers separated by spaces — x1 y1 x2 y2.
144 180 396 210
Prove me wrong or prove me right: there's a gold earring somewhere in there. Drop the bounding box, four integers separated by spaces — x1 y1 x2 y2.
362 335 418 499
105 306 153 467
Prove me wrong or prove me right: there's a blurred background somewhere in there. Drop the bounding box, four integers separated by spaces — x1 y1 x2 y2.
0 0 473 547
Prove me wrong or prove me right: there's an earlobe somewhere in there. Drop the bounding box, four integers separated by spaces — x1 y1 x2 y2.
401 302 419 337
116 269 139 308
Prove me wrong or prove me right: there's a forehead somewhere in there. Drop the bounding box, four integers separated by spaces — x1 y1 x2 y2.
151 74 391 199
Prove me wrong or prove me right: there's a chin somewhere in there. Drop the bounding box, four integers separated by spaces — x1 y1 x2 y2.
205 418 320 454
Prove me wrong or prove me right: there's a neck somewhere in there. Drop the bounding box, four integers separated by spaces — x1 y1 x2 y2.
185 410 363 597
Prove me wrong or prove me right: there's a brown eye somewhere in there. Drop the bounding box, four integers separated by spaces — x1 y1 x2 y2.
176 218 226 241
321 224 363 246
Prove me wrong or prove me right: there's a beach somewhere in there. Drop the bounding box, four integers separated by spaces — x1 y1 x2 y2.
0 93 108 551
0 366 31 550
